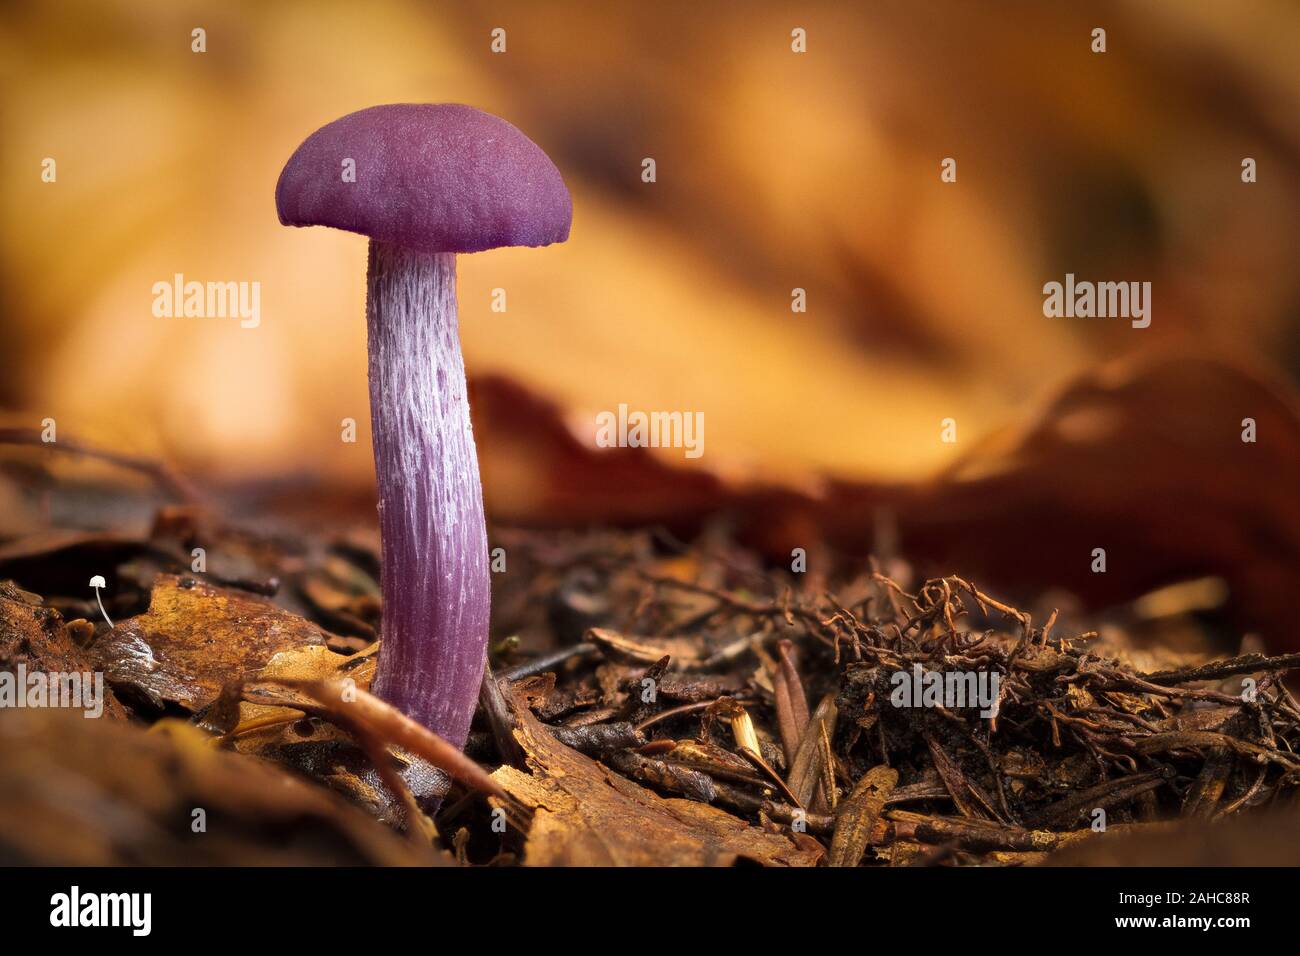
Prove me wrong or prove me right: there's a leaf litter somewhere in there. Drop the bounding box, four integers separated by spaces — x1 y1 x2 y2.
2 506 1300 866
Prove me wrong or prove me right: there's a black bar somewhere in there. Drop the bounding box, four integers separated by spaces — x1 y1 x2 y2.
0 866 1273 942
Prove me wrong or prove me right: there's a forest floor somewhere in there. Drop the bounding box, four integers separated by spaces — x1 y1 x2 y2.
3 496 1300 866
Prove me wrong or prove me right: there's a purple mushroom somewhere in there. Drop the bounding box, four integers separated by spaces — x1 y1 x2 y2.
276 104 571 749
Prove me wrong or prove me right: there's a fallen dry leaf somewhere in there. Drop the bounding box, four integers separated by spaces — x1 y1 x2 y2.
492 686 822 867
232 643 378 735
829 765 899 867
586 626 707 668
0 579 126 720
0 707 441 865
89 573 331 712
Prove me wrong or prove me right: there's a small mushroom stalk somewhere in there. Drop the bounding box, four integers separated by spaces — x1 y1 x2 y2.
365 239 489 750
276 103 571 746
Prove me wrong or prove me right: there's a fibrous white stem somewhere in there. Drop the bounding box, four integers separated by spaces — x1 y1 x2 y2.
365 240 489 750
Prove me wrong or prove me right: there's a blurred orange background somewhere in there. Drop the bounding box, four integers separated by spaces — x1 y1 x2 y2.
4 0 1300 639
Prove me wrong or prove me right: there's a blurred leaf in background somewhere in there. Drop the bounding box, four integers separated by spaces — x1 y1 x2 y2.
4 0 1300 641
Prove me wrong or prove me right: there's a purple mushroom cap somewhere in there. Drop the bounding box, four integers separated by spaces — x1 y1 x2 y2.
276 103 571 253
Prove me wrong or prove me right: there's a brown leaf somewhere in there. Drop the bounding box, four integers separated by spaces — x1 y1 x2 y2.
829 765 898 867
0 708 441 865
88 574 331 712
232 643 377 735
788 692 838 810
586 627 705 668
773 639 810 763
0 580 126 720
493 686 820 866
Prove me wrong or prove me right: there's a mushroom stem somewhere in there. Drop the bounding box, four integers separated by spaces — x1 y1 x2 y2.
365 239 489 750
